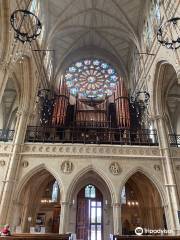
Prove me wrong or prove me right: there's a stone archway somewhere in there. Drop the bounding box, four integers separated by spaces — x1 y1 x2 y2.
0 78 19 131
151 61 180 234
152 61 180 134
14 169 61 233
121 171 165 235
67 169 113 240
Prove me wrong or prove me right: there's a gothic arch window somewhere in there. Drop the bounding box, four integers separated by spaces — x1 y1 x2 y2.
121 186 127 204
30 0 44 45
85 185 96 198
144 0 161 50
151 0 161 31
64 58 118 100
51 180 59 202
30 0 40 16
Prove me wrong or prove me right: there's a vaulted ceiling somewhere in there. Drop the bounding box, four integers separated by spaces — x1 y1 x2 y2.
38 0 146 78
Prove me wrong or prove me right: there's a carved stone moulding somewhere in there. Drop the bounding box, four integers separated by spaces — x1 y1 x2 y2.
0 160 6 166
21 144 161 158
154 164 161 171
22 160 29 168
109 162 121 175
61 160 73 174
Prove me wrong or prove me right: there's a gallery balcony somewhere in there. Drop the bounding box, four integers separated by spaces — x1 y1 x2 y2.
169 134 180 147
24 126 158 146
0 129 15 142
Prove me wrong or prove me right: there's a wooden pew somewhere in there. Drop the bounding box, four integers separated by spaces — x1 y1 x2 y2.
0 233 71 240
113 235 180 240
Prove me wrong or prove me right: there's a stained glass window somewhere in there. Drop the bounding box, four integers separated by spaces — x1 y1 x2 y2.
51 181 59 202
121 186 126 204
143 0 161 51
64 58 118 99
30 0 40 16
85 185 96 198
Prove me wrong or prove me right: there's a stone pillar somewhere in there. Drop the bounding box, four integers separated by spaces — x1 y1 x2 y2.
59 201 69 234
113 202 121 235
155 115 180 235
11 201 22 232
0 64 9 103
0 108 29 226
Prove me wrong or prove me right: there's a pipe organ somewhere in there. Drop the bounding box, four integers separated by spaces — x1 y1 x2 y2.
52 75 69 126
42 77 131 129
33 74 155 145
76 100 108 127
115 78 130 128
33 57 154 144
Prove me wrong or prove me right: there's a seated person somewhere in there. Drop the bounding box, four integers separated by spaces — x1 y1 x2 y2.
0 224 11 236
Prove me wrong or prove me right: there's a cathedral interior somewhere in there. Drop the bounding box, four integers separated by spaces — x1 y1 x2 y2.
0 0 180 239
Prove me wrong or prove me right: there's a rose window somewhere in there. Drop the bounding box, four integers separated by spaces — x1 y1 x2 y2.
64 59 118 99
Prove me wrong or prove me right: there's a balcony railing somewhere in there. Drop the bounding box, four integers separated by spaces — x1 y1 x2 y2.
25 126 158 146
0 129 15 142
169 134 180 147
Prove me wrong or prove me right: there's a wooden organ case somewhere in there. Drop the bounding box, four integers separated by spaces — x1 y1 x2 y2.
50 76 133 143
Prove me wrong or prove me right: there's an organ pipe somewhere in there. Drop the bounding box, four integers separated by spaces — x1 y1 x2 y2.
52 74 69 126
76 99 107 126
115 78 130 128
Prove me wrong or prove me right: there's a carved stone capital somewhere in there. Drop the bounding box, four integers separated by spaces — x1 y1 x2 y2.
113 202 121 207
16 108 29 117
61 201 70 206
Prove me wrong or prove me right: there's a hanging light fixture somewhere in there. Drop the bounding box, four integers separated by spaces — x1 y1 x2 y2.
130 90 150 128
10 9 42 43
127 201 139 207
37 89 54 126
157 17 180 49
134 91 150 110
131 91 150 110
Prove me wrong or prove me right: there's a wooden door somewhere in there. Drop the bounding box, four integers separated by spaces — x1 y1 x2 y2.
52 205 60 233
76 185 103 240
76 197 89 239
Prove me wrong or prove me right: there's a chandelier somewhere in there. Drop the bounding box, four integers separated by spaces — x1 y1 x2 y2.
134 91 150 109
10 9 42 43
37 89 54 125
41 199 53 204
131 91 150 110
127 201 139 207
157 17 180 49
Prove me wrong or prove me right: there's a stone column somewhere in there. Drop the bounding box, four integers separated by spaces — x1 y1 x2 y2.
59 201 69 234
155 115 180 235
11 201 22 232
112 202 121 235
0 64 10 103
0 108 29 226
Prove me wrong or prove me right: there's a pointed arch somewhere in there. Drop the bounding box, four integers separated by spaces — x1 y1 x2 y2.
152 60 178 117
152 60 180 134
65 165 114 238
120 166 167 207
66 165 116 203
14 164 64 203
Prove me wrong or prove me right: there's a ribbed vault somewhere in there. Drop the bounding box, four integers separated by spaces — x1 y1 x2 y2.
37 0 145 77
